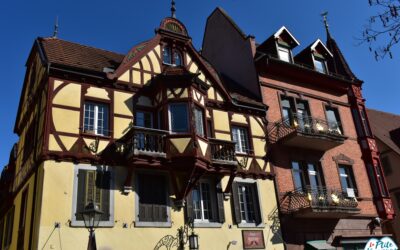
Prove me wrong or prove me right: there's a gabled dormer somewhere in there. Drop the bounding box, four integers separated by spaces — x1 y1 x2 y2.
295 39 333 74
257 26 300 63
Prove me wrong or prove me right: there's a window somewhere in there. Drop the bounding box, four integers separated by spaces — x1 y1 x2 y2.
3 207 14 249
232 126 250 153
194 107 204 137
232 181 262 226
376 164 388 197
277 46 291 62
395 192 400 210
72 165 113 227
17 188 28 250
325 106 343 134
169 103 189 132
281 97 294 125
352 108 365 137
163 46 183 66
338 165 358 197
23 120 36 163
206 120 213 138
314 57 327 73
136 173 170 226
136 111 153 128
359 108 372 137
291 161 325 191
185 179 225 226
83 101 109 136
381 156 392 175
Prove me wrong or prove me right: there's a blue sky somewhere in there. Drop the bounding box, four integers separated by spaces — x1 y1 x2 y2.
1 0 399 169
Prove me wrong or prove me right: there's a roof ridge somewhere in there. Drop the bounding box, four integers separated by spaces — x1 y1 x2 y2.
39 36 125 56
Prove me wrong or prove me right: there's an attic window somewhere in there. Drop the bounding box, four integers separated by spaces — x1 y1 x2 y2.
163 46 183 66
277 45 291 63
314 57 327 74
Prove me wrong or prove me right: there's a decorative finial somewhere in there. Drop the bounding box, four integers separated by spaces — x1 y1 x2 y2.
171 0 176 18
321 11 331 38
53 16 59 38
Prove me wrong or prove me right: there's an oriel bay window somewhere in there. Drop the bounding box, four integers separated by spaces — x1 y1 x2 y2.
232 126 250 154
72 166 113 227
169 103 189 133
136 173 170 226
83 101 109 136
186 179 225 226
232 181 262 226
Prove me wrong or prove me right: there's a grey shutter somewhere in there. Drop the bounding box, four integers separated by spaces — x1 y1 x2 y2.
100 171 111 221
185 190 194 222
216 181 225 223
252 183 262 225
76 169 87 221
231 182 242 224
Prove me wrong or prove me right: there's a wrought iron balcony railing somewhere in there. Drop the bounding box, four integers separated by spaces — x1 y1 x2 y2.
124 126 169 158
280 186 359 216
268 114 346 145
208 138 237 165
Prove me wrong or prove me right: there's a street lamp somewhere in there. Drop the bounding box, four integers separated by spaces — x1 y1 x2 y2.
188 231 199 250
80 202 103 250
179 218 199 250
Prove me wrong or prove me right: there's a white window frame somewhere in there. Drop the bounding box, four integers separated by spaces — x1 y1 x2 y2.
83 101 109 136
168 103 189 133
234 178 265 228
313 56 327 74
71 164 114 227
277 45 292 63
134 171 172 228
192 180 216 223
232 126 250 154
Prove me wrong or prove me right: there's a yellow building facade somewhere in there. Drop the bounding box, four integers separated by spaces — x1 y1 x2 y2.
0 15 283 250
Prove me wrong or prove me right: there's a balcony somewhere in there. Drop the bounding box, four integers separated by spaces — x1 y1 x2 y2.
208 138 238 166
268 114 347 151
280 186 360 218
124 126 169 159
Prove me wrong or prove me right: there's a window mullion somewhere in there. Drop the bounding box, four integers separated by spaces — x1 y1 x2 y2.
94 105 99 135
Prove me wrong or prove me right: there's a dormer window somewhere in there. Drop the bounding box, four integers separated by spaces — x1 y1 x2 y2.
277 45 292 63
163 46 183 66
314 57 327 74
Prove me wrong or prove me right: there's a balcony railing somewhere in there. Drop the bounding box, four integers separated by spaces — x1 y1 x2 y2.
268 114 346 150
124 126 169 158
208 138 237 165
280 186 360 217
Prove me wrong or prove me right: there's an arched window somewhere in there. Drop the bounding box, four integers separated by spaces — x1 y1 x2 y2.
163 46 172 65
174 50 183 66
163 46 183 66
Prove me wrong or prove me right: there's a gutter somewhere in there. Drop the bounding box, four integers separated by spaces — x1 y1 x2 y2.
232 99 268 112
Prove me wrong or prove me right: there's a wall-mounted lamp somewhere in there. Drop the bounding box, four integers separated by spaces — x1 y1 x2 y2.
179 218 199 250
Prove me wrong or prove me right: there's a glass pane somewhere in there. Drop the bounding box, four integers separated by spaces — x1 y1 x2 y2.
174 51 182 66
169 104 188 132
278 47 291 62
307 163 319 188
232 127 249 153
136 112 153 128
291 161 304 190
315 58 326 73
194 107 204 136
84 103 95 132
163 47 172 64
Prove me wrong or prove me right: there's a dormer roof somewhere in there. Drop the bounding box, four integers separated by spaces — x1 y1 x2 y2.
310 39 333 57
273 26 300 47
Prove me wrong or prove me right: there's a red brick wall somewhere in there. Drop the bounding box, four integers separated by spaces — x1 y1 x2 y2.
261 74 377 217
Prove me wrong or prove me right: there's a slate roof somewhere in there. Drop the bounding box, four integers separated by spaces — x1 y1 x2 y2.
367 108 400 156
37 37 124 73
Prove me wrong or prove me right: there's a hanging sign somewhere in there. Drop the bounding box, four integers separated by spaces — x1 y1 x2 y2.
364 237 398 250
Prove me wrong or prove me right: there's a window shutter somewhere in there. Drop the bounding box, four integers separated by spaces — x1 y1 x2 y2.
231 182 242 224
216 181 225 223
100 171 111 221
76 169 87 221
185 190 194 222
252 183 262 225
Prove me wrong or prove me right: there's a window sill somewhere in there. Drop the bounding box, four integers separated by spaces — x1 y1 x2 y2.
70 220 114 228
237 222 265 228
193 222 223 228
134 221 172 228
81 132 111 140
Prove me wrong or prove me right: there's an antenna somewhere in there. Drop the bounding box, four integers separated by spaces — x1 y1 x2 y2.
321 11 331 38
53 16 59 38
171 0 176 18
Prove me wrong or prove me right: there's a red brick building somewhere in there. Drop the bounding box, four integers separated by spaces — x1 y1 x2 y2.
202 8 395 249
